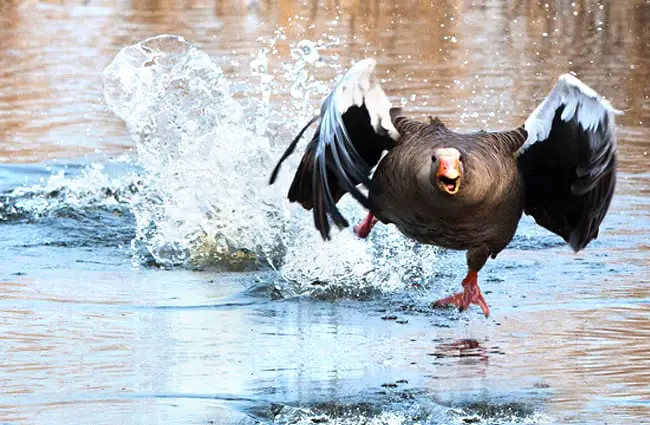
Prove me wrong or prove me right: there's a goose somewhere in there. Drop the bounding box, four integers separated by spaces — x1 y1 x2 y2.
270 59 619 317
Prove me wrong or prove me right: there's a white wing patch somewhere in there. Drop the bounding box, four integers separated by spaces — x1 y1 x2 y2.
520 74 622 154
334 58 400 141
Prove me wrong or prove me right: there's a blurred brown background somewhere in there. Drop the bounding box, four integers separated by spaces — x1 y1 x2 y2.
0 0 648 169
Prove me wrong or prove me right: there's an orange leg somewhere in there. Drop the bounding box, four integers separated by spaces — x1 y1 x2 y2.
353 212 378 238
433 270 490 317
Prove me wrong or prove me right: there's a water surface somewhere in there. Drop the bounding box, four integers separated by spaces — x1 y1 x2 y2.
1 1 649 424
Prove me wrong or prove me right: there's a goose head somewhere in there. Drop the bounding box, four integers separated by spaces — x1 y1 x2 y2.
430 148 463 195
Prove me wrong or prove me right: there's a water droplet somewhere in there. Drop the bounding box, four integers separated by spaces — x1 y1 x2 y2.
295 40 320 64
250 55 268 76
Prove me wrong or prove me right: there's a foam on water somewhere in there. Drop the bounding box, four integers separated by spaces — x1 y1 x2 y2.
99 34 444 292
250 393 553 425
0 160 137 223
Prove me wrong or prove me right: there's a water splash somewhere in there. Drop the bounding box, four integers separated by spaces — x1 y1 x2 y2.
250 393 553 425
102 34 443 294
0 161 137 223
0 160 139 248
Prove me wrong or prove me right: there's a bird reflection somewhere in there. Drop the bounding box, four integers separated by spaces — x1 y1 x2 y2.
431 339 491 363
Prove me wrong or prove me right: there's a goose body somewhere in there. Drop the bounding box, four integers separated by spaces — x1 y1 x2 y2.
371 123 525 254
270 59 619 317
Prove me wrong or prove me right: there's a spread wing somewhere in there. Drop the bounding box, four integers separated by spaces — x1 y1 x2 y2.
269 58 400 240
518 74 621 252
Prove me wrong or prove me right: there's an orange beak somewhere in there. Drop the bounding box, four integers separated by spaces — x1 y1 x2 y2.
436 157 461 180
435 155 462 194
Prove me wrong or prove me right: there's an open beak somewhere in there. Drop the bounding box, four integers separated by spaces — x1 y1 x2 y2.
436 157 462 194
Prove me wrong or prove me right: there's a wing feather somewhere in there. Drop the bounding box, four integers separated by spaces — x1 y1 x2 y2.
518 74 620 252
270 58 400 239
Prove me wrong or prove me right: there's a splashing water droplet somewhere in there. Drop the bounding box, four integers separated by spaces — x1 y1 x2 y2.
102 35 444 295
250 54 268 76
294 39 320 64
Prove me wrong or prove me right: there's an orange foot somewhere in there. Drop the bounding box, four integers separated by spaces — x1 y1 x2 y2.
353 212 378 238
433 270 490 317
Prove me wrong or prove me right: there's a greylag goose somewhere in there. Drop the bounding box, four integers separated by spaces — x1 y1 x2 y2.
270 59 619 317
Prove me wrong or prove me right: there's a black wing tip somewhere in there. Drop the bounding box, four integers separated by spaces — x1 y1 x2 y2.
569 232 590 253
268 115 320 186
568 237 584 253
269 163 281 185
316 217 349 241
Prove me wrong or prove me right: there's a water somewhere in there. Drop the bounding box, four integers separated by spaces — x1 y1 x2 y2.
1 0 649 424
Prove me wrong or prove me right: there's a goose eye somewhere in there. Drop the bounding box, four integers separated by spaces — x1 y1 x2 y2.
431 154 437 163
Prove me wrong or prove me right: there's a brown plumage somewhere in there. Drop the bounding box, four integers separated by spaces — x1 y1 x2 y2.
270 59 619 317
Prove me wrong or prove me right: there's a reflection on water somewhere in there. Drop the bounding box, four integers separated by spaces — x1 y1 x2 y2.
0 0 649 424
0 0 648 169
